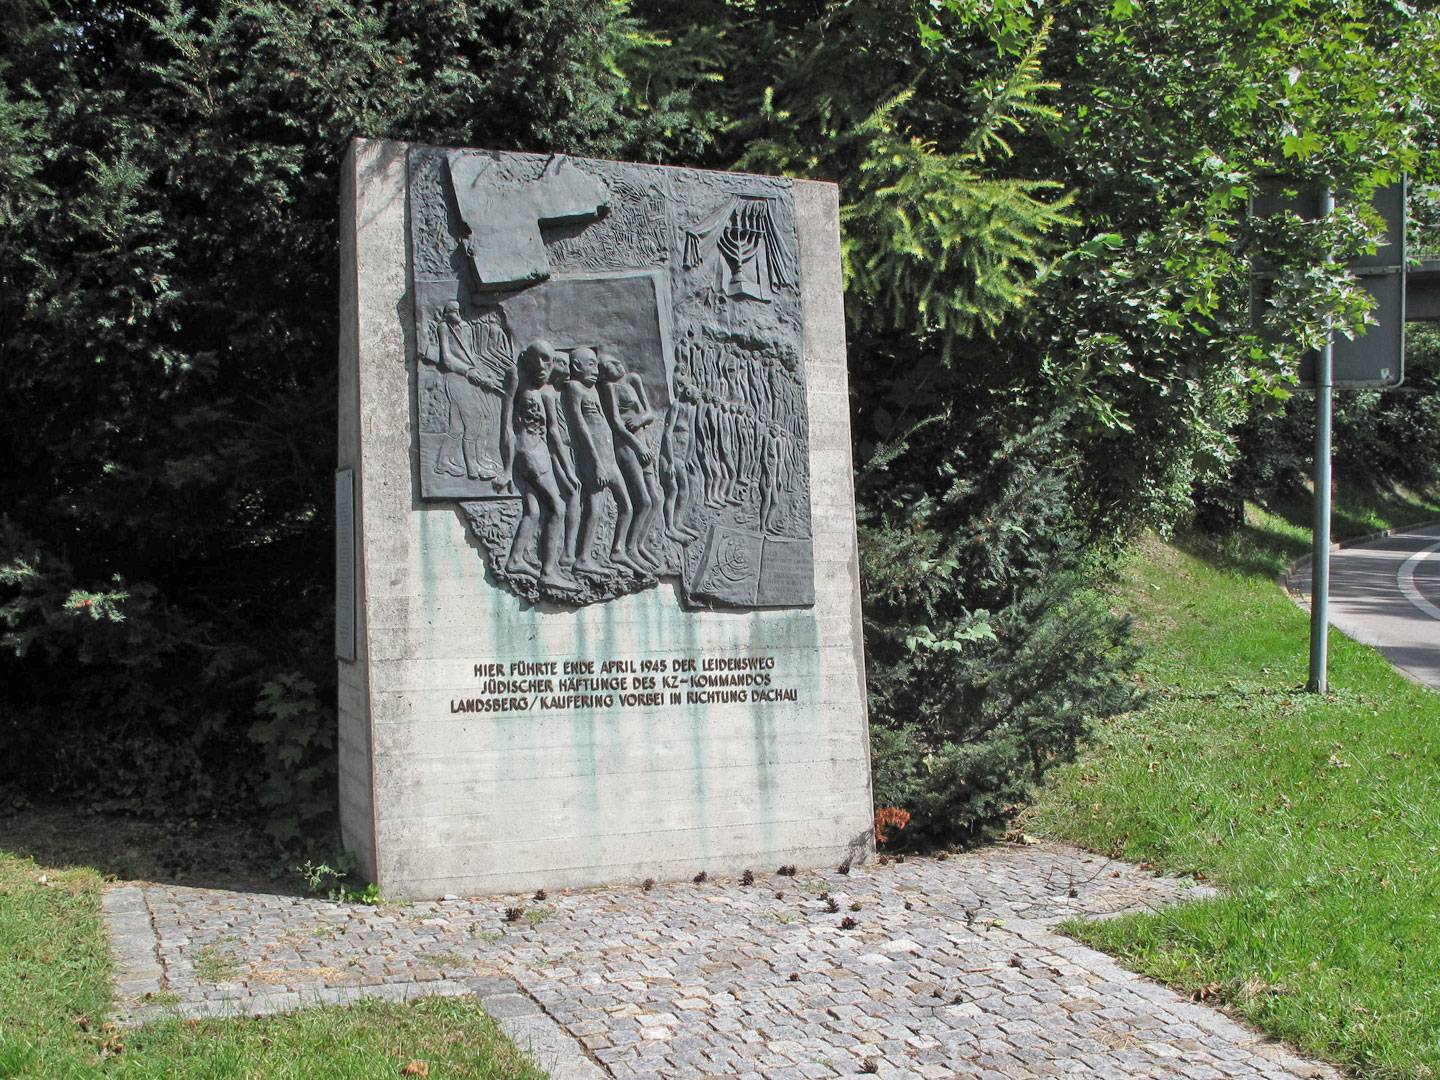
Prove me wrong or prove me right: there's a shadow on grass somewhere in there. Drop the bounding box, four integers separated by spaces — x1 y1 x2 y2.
1263 483 1440 542
0 800 298 895
1170 520 1305 582
1172 482 1440 583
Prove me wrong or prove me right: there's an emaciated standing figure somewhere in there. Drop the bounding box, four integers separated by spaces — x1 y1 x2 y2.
660 377 702 543
541 349 582 569
598 349 664 571
563 347 638 576
505 340 578 592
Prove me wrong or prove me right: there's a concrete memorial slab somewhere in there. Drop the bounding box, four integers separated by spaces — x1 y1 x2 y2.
337 140 872 899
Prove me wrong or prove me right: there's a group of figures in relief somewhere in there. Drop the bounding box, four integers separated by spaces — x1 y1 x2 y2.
671 329 807 540
409 147 815 608
425 300 805 598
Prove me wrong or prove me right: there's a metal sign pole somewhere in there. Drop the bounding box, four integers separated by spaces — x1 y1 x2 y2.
1307 187 1335 695
1252 177 1408 692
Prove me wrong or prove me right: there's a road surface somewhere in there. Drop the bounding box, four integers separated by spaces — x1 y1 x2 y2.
1291 522 1440 690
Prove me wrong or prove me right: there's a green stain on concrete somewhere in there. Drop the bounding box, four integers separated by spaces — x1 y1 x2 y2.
595 589 622 848
750 613 777 846
679 597 709 853
419 510 831 874
452 515 546 859
635 590 660 805
571 611 600 823
752 609 822 853
416 510 442 655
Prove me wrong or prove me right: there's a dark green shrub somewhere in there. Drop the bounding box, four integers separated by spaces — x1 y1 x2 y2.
858 399 1139 847
0 0 677 848
251 674 335 852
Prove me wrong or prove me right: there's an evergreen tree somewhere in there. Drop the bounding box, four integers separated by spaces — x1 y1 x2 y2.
0 0 683 847
629 0 1137 844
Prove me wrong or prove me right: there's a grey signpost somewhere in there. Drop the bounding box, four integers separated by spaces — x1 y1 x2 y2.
1308 189 1337 695
1252 179 1408 694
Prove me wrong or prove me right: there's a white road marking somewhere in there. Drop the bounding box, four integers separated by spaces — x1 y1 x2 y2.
1396 538 1440 623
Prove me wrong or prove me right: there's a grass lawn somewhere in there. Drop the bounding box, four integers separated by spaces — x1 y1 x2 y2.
1025 485 1440 1079
0 851 544 1079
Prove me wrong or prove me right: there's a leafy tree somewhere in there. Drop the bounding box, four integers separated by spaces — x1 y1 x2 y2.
4 0 1437 854
1029 0 1440 535
1219 325 1440 516
628 0 1138 844
626 0 1440 841
0 0 681 845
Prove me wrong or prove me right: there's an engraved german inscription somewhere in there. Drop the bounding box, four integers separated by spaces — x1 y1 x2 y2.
448 652 802 715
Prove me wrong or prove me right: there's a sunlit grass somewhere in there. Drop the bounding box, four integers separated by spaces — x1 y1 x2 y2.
1026 486 1440 1079
0 852 544 1079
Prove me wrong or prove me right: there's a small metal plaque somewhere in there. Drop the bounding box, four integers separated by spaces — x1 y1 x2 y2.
336 468 357 661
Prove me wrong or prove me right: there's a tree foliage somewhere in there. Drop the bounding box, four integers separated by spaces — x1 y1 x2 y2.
2 0 1437 852
737 23 1075 347
1214 325 1440 523
628 0 1440 843
629 0 1141 844
0 0 680 840
1030 0 1440 535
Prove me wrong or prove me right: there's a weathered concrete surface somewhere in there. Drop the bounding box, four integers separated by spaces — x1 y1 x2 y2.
105 844 1338 1079
338 140 872 899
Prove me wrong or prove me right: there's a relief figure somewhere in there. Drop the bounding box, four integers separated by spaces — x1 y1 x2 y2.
427 301 516 484
661 377 702 543
692 390 718 514
506 341 577 592
563 347 638 576
737 410 757 498
719 399 741 506
542 350 582 569
699 389 725 508
598 348 664 572
759 424 783 533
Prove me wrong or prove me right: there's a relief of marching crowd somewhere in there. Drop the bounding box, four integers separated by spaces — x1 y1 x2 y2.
422 306 808 605
409 148 815 608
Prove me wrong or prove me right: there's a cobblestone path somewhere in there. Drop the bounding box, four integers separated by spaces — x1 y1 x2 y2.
104 842 1338 1079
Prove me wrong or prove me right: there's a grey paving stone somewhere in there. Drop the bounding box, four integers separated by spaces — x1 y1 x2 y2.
483 992 543 1020
102 841 1341 1078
